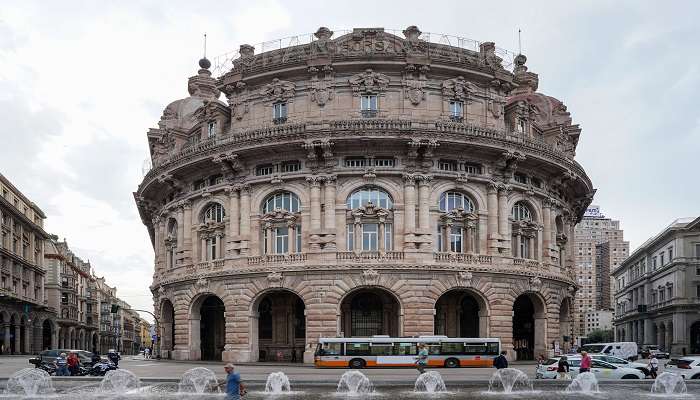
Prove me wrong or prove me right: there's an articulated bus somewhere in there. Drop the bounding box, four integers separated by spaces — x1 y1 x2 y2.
314 336 501 368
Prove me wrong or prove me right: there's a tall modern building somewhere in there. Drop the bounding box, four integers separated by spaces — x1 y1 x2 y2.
573 206 628 336
135 26 595 362
613 217 700 354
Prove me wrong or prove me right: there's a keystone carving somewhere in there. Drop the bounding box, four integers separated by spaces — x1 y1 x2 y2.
456 271 473 287
348 69 390 96
194 277 208 290
362 268 380 286
267 271 283 287
529 276 543 291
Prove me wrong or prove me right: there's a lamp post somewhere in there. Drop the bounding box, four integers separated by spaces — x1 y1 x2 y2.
131 309 160 359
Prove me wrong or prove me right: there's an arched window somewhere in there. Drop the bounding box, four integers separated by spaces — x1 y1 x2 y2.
346 187 393 252
439 191 475 212
347 187 393 210
511 202 531 221
261 192 302 254
202 203 225 223
263 192 301 213
437 192 478 253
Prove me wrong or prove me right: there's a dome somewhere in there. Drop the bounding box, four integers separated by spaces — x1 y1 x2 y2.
506 92 572 128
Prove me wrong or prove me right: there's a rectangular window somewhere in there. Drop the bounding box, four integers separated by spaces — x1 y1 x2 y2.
281 161 301 173
273 102 288 122
514 173 528 184
256 164 274 176
393 342 417 356
449 101 464 120
696 243 700 257
373 158 395 167
206 237 217 260
464 163 481 174
441 342 465 355
347 224 354 251
345 342 371 356
360 95 378 111
696 285 700 298
450 226 463 253
384 223 393 251
668 247 673 261
517 118 526 133
652 257 657 269
362 223 378 251
521 237 531 259
660 253 665 265
274 227 289 254
659 290 664 302
207 121 216 138
438 160 458 171
344 157 367 168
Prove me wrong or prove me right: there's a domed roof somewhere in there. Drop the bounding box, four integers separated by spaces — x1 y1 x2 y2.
506 92 572 128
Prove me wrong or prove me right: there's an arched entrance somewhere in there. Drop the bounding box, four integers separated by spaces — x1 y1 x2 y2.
434 289 488 337
160 299 175 358
91 332 98 352
254 290 305 362
559 297 573 353
9 315 17 354
658 323 666 351
512 293 546 360
690 321 700 354
0 313 5 354
42 320 53 350
340 288 400 337
196 295 225 361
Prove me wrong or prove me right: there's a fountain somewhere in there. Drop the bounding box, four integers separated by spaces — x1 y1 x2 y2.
337 370 373 395
488 368 533 393
651 372 687 394
414 371 447 393
565 372 599 393
99 369 141 393
4 368 55 396
264 371 292 393
179 367 220 393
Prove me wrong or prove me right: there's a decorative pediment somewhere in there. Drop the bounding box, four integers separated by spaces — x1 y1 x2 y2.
164 234 177 248
348 69 390 96
456 271 473 287
262 78 296 102
197 221 225 235
440 209 478 225
350 202 390 223
512 220 539 237
442 76 479 101
309 65 335 106
262 208 299 226
362 268 380 286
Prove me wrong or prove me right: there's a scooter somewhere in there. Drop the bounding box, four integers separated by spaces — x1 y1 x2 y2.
89 360 118 376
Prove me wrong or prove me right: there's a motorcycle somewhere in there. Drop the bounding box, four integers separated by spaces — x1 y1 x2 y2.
89 360 118 376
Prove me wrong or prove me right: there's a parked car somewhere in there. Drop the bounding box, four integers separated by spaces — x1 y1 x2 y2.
589 354 650 376
29 349 97 368
664 357 700 379
536 356 645 380
579 342 639 361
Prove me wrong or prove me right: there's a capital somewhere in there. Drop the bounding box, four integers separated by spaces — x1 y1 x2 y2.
306 176 323 187
402 173 416 184
324 175 337 185
416 174 433 185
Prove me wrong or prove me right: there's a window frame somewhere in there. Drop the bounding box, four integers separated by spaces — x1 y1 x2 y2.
273 102 288 123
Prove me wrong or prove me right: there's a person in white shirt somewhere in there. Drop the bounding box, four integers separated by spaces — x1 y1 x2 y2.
648 355 659 379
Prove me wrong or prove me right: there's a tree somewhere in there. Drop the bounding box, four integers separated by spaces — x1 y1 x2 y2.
587 329 614 343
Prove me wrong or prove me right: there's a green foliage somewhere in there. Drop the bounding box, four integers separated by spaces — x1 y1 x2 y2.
587 329 614 343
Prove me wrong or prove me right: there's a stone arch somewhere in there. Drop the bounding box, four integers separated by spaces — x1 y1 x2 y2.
40 318 54 350
189 293 226 361
429 181 488 212
658 322 666 351
194 197 228 222
249 288 306 363
159 298 176 358
511 290 548 361
251 184 309 215
336 177 403 208
690 320 700 354
91 332 98 352
559 297 574 352
507 194 542 223
338 286 402 338
433 286 491 338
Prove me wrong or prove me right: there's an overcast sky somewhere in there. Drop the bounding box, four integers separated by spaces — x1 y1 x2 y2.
1 1 698 319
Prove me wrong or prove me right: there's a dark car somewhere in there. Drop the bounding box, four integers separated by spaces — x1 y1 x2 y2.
29 349 97 368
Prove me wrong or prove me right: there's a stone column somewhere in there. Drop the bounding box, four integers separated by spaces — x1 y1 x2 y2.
229 187 240 237
542 201 551 261
201 238 207 261
529 235 536 260
497 185 511 255
152 217 161 270
378 223 385 252
323 176 337 250
265 224 273 254
417 175 431 232
403 174 416 235
307 177 322 251
182 201 193 263
486 183 499 254
14 325 20 354
239 185 251 255
354 221 362 252
465 226 473 253
289 224 296 253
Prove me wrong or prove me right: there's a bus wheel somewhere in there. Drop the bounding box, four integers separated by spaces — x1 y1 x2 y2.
445 358 460 368
349 359 365 369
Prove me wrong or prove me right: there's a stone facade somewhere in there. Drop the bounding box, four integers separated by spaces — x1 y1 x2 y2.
613 217 700 355
573 206 628 336
0 173 55 354
135 26 594 362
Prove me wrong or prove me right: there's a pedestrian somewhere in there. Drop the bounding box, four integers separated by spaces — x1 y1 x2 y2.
415 343 429 374
108 349 120 367
557 356 570 379
648 354 659 379
579 351 592 373
144 347 150 359
91 350 101 364
537 354 546 365
54 352 70 376
218 363 246 399
67 352 81 376
493 351 508 369
290 349 296 363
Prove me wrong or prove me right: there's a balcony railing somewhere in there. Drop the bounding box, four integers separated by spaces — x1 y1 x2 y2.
248 253 307 265
433 252 493 264
336 251 405 261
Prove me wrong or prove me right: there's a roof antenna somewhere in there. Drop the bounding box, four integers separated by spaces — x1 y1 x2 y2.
203 32 207 58
518 28 522 55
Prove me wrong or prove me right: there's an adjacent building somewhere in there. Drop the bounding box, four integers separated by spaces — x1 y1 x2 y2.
584 310 613 335
573 206 628 336
135 26 595 362
0 173 55 354
613 217 700 354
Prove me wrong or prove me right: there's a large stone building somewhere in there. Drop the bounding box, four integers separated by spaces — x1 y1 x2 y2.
0 173 55 354
573 206 628 336
135 26 595 362
613 217 700 355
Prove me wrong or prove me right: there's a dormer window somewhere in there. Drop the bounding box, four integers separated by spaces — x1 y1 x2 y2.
449 101 464 121
207 121 216 138
361 95 378 117
513 173 528 184
273 102 288 124
438 160 458 172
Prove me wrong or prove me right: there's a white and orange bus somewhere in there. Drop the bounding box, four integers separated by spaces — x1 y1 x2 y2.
314 336 500 369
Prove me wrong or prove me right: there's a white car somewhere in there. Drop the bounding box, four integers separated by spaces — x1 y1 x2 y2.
589 354 650 376
536 356 645 380
664 357 700 379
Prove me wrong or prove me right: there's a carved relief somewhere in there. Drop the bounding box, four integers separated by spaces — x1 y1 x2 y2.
529 276 543 291
262 78 296 103
308 65 335 106
267 271 283 287
456 271 473 287
194 277 208 290
442 76 479 102
362 268 380 286
403 64 429 106
348 69 390 96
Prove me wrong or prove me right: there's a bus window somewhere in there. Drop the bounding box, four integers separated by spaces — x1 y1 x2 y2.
428 345 441 355
319 342 343 356
346 342 371 356
394 342 417 355
464 343 488 355
371 343 393 356
486 342 499 355
440 342 464 355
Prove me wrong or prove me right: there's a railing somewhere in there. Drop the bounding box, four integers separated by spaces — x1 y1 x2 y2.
336 251 405 261
433 253 493 264
248 253 308 265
